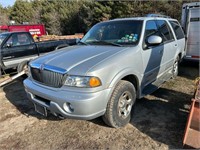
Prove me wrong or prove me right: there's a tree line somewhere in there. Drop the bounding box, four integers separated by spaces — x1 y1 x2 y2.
0 0 197 35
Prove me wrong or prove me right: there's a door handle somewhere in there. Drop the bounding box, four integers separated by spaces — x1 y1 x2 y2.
174 44 178 47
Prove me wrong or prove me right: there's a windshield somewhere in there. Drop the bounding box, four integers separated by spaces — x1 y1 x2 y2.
0 34 9 45
81 20 143 46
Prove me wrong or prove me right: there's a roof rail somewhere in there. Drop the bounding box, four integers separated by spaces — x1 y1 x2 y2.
146 14 171 18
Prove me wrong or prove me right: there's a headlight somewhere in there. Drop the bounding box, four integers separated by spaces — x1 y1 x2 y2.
27 66 31 78
64 75 101 88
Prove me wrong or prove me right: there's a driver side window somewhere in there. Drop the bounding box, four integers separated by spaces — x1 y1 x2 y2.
5 33 31 47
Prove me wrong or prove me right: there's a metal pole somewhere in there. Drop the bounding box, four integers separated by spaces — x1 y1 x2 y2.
0 70 26 87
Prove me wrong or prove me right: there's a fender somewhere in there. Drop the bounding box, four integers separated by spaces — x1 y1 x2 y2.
108 67 142 98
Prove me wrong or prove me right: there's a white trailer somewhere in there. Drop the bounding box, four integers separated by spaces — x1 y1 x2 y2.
181 2 200 62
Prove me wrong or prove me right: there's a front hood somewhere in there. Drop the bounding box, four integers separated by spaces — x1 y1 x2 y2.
30 45 128 74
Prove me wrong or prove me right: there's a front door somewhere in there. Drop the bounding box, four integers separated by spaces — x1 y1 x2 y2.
142 20 165 89
1 33 37 68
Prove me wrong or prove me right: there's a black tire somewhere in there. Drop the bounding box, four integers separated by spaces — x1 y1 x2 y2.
103 80 136 128
17 61 28 74
172 56 179 78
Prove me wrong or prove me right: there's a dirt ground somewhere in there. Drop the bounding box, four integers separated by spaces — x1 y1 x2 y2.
0 62 199 150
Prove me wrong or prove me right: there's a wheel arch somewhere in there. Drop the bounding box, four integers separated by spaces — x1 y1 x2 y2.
121 74 139 94
108 68 141 98
178 53 182 62
55 44 69 50
17 60 29 73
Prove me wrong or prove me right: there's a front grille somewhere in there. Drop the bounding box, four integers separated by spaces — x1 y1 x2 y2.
31 67 65 88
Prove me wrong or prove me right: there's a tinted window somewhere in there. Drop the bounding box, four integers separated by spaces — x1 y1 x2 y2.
156 20 174 42
5 33 31 47
169 21 185 40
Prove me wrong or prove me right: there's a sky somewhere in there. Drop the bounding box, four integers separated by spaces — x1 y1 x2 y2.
0 0 16 7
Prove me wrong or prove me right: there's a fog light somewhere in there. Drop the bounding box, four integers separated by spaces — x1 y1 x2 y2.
63 102 74 113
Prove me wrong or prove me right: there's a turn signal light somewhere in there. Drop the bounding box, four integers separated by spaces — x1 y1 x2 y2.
89 77 101 87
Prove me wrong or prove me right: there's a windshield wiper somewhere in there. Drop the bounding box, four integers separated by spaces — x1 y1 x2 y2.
77 41 89 45
89 40 123 47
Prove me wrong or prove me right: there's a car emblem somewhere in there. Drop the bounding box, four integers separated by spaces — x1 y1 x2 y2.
40 64 45 71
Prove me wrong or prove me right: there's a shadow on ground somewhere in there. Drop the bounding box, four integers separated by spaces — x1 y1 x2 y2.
130 63 199 148
2 77 59 121
179 61 199 80
131 88 192 149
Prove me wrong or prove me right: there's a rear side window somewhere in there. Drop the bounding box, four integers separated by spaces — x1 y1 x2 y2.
169 21 185 40
156 20 174 42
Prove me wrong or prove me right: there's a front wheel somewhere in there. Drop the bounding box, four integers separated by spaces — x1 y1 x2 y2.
103 80 136 128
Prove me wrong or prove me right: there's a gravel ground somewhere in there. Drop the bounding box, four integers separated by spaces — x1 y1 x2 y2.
0 62 199 150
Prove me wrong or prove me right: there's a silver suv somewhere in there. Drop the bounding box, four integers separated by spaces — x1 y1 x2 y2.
24 16 185 128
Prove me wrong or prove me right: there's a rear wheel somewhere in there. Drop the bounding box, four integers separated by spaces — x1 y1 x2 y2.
103 80 136 128
172 56 179 78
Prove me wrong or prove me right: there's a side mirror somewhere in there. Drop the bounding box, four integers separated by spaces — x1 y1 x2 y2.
147 35 162 46
5 43 12 48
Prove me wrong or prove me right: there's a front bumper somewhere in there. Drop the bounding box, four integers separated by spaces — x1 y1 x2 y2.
24 79 111 120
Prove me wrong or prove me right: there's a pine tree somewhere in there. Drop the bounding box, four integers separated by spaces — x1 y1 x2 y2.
7 0 192 35
10 0 34 24
0 5 10 25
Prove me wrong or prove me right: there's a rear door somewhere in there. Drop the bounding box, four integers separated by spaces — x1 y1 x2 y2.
1 33 37 68
169 20 185 58
156 20 176 72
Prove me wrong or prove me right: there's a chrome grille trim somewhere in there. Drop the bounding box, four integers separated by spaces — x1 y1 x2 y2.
30 64 67 88
30 63 67 74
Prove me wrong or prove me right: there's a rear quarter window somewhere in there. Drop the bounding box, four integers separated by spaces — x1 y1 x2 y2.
169 21 185 40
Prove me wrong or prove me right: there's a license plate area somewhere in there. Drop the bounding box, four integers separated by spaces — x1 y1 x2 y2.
34 103 47 116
